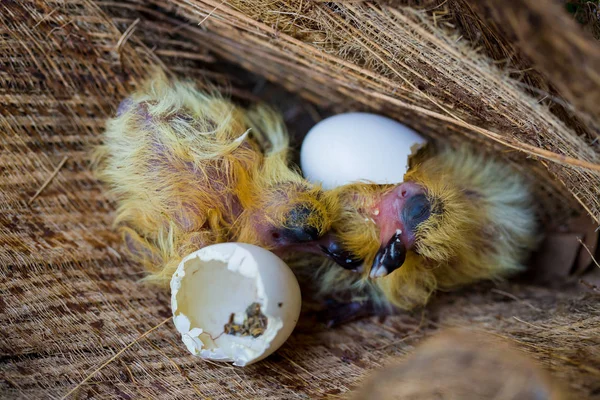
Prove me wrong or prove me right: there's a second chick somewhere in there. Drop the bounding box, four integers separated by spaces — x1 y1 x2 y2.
314 145 538 317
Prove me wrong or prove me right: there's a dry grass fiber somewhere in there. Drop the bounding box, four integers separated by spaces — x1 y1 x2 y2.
152 0 600 225
1 0 600 399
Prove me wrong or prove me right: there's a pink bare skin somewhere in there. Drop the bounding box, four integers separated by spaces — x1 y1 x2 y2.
370 182 431 278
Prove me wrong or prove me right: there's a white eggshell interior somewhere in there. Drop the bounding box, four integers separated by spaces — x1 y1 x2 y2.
300 112 427 189
171 243 301 367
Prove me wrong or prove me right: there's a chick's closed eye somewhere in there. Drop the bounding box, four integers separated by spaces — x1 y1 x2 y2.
402 193 431 231
281 203 322 242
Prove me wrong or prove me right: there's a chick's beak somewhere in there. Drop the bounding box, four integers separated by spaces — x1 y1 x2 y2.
369 182 429 279
310 232 363 271
370 231 406 279
319 239 363 271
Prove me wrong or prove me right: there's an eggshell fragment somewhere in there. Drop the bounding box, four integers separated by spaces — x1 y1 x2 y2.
171 243 301 366
301 112 427 189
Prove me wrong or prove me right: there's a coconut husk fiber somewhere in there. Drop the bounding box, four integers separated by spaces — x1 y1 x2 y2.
146 0 600 226
1 0 600 399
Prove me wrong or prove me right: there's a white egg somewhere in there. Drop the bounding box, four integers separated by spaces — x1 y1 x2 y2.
170 243 301 367
301 113 427 189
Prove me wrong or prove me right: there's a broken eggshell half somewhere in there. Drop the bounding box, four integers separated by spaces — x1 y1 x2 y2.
171 242 301 367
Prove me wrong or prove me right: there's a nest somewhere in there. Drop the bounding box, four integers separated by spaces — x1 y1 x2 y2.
150 0 600 225
1 0 599 398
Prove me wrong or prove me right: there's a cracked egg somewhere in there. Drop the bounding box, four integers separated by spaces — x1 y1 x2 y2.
170 243 301 366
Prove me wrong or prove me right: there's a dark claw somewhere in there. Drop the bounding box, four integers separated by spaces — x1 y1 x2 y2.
371 232 406 278
320 242 363 270
316 301 372 327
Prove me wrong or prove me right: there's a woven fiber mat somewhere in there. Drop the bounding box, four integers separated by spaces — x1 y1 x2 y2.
1 1 600 399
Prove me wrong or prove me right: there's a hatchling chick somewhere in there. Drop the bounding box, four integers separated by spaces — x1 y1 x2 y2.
317 145 538 316
94 71 354 285
351 329 564 400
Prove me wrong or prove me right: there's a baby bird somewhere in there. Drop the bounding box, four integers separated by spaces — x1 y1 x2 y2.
320 145 538 311
94 72 351 285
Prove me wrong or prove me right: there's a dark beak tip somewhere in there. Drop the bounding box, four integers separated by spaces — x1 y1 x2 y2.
321 244 363 270
371 232 406 277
